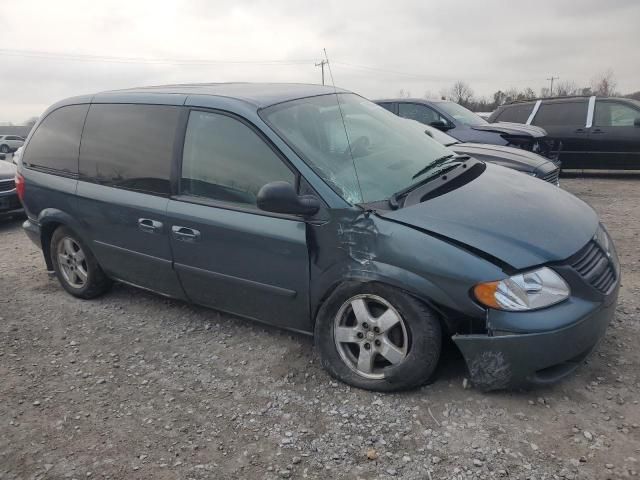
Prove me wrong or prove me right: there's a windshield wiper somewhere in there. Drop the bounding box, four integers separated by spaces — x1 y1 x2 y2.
389 154 472 209
411 154 470 179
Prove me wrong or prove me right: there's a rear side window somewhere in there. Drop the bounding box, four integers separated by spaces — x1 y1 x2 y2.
180 111 295 207
532 101 588 127
494 104 533 123
22 104 89 176
377 103 395 113
80 104 181 196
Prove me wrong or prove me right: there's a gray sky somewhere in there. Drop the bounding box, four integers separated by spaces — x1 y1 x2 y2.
1 0 639 122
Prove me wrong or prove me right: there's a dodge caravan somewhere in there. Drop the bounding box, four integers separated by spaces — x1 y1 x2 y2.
17 83 619 391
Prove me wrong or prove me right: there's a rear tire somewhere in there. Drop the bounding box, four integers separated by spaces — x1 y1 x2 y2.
50 226 112 299
314 282 442 392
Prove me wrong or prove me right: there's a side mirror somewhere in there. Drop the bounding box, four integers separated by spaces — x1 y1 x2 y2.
634 118 640 127
430 120 451 131
257 181 320 217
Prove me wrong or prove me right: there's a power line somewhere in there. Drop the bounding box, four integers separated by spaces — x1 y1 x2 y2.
0 48 315 66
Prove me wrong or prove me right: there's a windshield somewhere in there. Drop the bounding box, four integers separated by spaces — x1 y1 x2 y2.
261 94 454 204
437 101 488 127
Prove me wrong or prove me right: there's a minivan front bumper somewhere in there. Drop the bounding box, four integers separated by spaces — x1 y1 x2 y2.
453 283 619 391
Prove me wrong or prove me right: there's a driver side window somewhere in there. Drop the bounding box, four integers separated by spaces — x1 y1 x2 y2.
594 102 640 127
181 111 296 207
398 103 446 126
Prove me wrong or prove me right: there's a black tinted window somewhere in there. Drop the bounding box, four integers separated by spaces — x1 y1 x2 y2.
80 104 180 195
532 101 588 126
494 104 533 123
181 111 295 207
378 103 395 113
398 103 444 125
23 104 88 176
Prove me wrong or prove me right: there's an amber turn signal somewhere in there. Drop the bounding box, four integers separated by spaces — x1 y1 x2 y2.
473 282 500 309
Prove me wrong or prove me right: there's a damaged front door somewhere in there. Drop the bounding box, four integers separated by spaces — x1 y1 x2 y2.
167 110 311 331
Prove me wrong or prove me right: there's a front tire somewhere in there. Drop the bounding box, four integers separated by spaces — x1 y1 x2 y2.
314 282 442 392
50 226 112 299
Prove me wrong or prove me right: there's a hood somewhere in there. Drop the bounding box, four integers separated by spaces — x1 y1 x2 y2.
381 163 597 270
0 160 16 180
452 143 552 173
472 121 547 138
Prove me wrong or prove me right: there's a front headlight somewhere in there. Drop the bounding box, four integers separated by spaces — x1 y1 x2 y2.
473 267 570 311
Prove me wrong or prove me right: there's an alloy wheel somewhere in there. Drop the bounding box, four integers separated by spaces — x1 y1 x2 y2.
57 237 88 288
333 294 410 379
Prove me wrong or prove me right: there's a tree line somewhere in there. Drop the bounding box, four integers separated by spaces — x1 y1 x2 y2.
398 70 639 112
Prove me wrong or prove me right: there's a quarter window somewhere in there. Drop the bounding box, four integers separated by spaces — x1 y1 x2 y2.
22 104 89 176
398 103 445 126
494 104 533 123
79 104 181 196
532 101 588 126
594 102 640 127
180 111 295 207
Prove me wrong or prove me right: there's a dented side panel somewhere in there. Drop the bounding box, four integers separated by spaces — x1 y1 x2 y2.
307 207 506 330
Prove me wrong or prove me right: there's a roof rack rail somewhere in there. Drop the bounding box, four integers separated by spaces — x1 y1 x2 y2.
506 94 597 105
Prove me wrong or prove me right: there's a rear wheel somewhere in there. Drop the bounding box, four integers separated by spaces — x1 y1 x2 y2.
50 226 111 299
315 282 442 392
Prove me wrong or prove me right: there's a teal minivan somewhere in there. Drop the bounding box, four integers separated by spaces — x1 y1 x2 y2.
17 83 619 391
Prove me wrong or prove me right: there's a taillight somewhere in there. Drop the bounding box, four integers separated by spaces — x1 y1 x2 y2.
15 172 25 201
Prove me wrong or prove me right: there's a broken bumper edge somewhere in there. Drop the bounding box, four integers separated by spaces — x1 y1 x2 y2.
452 291 618 391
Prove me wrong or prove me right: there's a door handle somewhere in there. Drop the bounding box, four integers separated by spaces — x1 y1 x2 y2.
172 226 201 242
574 128 586 133
592 128 605 134
138 218 163 233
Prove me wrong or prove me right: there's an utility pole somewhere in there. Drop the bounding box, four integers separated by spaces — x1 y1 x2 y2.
547 75 559 96
315 59 327 85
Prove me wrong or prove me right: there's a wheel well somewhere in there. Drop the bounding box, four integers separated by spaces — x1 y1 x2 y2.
41 221 62 271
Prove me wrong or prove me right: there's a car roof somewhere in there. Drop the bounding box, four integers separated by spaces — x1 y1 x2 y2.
504 95 638 106
63 83 350 109
374 98 448 105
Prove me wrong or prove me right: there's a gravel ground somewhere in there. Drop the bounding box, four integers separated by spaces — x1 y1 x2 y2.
1 175 639 480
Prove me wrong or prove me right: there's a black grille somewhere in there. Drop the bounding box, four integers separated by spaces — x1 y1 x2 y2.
541 168 560 185
570 240 616 294
0 179 15 193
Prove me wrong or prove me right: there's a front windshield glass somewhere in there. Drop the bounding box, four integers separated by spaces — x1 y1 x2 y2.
261 94 454 204
437 101 488 127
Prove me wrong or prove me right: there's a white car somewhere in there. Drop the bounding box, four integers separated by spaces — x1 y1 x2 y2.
0 135 25 153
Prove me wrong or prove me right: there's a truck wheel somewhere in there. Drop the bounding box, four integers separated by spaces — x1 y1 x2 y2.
314 282 441 392
50 226 112 299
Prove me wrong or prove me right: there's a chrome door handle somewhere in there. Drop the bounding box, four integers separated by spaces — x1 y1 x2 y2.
172 226 201 242
138 218 163 233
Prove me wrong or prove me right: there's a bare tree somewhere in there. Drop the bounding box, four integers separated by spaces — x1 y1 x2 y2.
449 81 474 106
591 70 618 97
554 81 580 96
397 88 411 98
